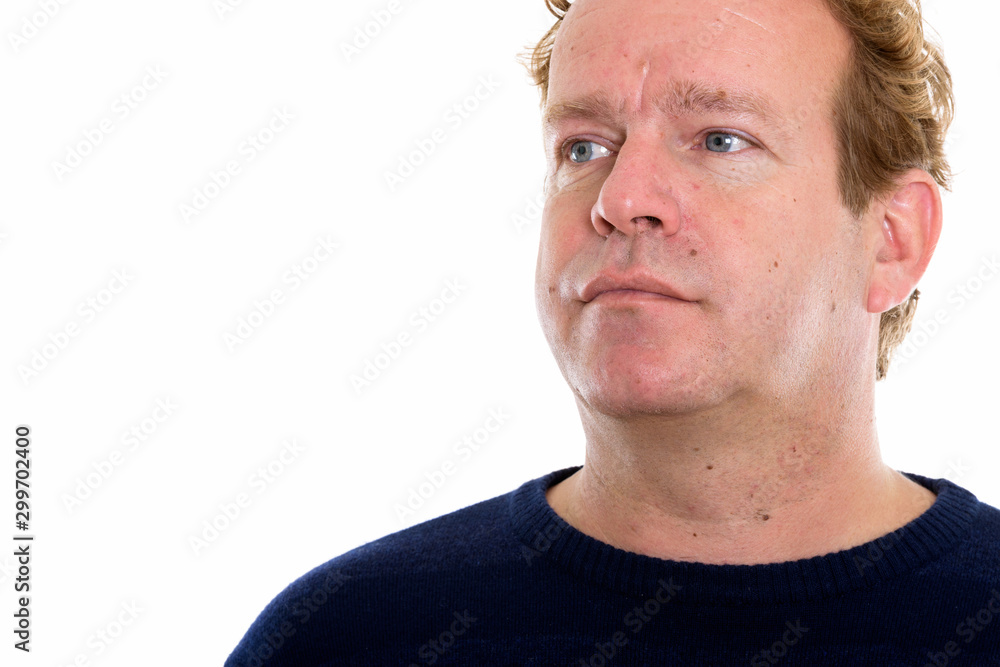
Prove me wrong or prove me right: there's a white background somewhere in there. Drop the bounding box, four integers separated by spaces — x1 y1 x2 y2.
0 0 997 664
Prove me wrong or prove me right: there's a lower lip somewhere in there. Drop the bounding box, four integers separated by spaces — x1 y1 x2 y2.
591 289 688 304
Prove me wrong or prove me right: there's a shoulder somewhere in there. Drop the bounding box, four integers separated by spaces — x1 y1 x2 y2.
223 481 530 666
918 473 1000 546
336 487 517 571
957 485 1000 561
904 472 1000 580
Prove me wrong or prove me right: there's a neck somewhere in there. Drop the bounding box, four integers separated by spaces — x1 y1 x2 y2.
546 379 936 565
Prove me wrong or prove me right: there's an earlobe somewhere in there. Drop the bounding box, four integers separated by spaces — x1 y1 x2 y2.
866 170 943 314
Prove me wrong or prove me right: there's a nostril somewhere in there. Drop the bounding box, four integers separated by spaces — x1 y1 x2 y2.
634 216 662 226
593 214 615 238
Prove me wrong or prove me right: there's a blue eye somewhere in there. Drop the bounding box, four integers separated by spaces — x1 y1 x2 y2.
568 140 612 163
705 132 751 153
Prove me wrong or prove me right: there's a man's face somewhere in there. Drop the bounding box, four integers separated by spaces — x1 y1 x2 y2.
535 0 876 417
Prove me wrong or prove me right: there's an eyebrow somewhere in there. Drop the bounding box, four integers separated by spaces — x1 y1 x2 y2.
542 80 788 137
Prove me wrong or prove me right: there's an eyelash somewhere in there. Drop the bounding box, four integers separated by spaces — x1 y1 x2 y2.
559 130 761 163
560 137 618 165
558 136 614 163
694 130 760 153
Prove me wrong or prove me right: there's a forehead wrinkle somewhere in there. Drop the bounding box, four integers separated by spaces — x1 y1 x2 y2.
543 79 794 146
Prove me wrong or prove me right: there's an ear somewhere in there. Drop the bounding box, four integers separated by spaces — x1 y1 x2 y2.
866 169 943 314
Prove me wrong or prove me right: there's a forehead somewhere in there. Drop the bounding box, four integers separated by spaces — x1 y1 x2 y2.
547 0 850 125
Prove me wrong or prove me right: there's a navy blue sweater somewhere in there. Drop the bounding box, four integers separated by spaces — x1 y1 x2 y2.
225 466 1000 666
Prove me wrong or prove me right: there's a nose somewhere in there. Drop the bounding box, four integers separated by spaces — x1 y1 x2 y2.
591 135 682 238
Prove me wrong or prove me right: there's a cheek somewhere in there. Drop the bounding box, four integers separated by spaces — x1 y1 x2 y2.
682 195 795 303
535 198 593 316
692 181 816 261
539 191 597 263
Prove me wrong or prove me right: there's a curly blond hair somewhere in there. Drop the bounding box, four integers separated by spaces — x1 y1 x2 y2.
521 0 953 380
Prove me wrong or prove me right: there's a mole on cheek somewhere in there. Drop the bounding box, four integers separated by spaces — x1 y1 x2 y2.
690 249 698 257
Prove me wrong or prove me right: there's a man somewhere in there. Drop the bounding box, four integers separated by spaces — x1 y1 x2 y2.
226 0 1000 664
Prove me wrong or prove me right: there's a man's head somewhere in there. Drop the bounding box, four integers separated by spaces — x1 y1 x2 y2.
526 0 950 418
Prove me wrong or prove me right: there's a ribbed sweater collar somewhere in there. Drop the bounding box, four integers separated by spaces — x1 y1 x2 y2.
509 465 981 605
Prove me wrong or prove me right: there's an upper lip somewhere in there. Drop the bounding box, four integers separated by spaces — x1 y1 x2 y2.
582 271 693 303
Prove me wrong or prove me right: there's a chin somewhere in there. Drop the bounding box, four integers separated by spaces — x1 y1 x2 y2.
567 348 727 418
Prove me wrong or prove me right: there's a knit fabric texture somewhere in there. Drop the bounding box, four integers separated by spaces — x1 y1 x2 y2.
225 466 1000 666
